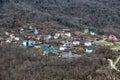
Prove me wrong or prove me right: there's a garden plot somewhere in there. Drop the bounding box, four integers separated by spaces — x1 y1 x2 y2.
110 45 120 51
93 40 114 46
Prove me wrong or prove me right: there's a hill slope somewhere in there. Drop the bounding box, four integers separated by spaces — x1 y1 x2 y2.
0 0 120 34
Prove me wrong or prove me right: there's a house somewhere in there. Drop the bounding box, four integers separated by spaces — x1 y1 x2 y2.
5 31 9 36
62 40 73 48
10 34 15 39
21 40 34 47
22 40 29 46
90 31 95 35
59 46 67 51
28 25 33 30
6 38 12 43
109 34 118 42
54 33 60 39
84 29 89 34
60 29 71 38
78 47 85 52
36 35 41 40
14 37 20 41
19 27 24 33
84 41 92 46
34 27 39 35
6 34 19 43
11 37 20 43
74 31 80 36
64 32 71 37
60 32 64 36
86 48 93 53
72 41 80 46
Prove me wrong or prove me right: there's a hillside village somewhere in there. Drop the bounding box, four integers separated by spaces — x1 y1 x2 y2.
0 0 120 80
0 23 120 58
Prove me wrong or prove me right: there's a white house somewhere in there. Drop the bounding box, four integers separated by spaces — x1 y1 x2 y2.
73 41 80 46
5 31 9 36
59 46 67 51
54 33 60 39
34 27 39 35
84 41 92 46
10 34 15 39
14 37 20 41
84 29 89 34
6 38 12 43
28 25 33 30
90 31 95 35
64 32 71 37
19 27 24 33
6 34 19 43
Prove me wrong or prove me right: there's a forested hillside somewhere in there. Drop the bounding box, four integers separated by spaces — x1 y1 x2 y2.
0 0 120 35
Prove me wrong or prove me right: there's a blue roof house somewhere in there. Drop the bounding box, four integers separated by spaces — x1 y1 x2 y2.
86 48 93 53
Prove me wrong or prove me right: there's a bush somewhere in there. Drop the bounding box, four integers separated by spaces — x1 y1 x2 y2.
1 44 118 80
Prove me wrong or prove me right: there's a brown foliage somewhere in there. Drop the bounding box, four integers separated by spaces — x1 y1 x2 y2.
0 0 120 35
0 44 120 80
